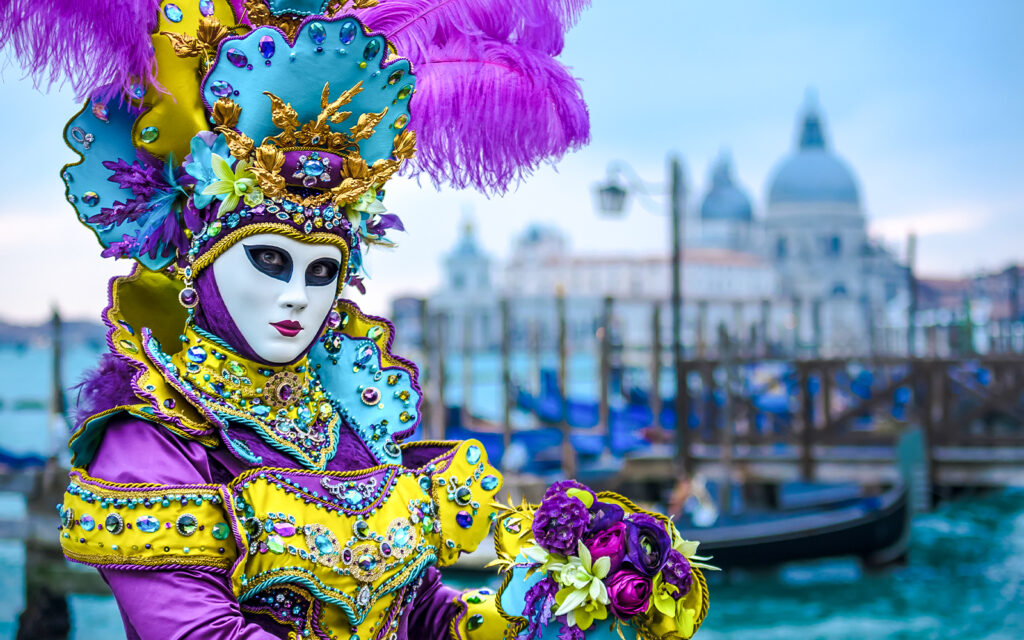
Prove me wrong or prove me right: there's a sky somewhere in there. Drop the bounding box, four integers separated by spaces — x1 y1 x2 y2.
1 0 1023 324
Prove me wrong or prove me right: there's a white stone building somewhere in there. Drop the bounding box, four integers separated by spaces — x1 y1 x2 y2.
396 98 908 357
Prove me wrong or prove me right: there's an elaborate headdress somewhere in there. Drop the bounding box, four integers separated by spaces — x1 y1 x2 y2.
2 0 590 294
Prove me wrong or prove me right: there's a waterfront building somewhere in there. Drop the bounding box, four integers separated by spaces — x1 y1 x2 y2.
395 99 919 357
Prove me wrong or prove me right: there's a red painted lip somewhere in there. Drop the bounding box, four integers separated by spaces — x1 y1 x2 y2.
271 320 303 337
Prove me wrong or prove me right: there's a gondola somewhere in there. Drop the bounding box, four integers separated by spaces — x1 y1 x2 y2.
677 483 910 569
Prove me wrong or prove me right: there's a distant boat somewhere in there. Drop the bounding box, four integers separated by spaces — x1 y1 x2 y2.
677 483 910 569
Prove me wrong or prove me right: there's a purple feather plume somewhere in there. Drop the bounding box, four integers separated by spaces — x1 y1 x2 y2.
0 0 160 100
407 36 589 193
70 353 140 428
355 0 590 58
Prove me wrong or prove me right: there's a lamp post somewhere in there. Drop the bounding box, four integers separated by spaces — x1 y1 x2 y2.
593 155 692 475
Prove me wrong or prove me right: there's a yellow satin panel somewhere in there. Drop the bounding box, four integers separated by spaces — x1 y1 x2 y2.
133 0 242 160
227 440 502 638
450 588 509 640
58 468 239 571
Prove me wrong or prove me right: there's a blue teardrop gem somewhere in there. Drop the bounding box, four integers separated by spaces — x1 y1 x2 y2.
339 20 357 45
308 22 326 45
481 475 499 491
163 4 183 22
363 39 381 61
258 35 276 59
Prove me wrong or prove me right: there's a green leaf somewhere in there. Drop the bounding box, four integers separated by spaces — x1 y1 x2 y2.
566 488 594 508
554 588 587 616
202 181 234 196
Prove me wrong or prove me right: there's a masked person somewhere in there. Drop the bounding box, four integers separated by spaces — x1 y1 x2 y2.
2 2 710 639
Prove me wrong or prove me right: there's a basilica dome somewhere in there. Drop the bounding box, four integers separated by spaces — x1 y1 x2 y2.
767 105 860 207
701 156 753 221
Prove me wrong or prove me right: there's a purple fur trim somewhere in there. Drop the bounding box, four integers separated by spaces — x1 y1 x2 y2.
0 0 160 100
407 36 590 193
70 352 140 428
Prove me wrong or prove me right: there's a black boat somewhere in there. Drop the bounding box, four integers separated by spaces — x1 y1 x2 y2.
677 483 910 569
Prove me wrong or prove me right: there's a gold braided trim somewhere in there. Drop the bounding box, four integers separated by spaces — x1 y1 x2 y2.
191 224 351 278
63 548 234 570
71 466 224 494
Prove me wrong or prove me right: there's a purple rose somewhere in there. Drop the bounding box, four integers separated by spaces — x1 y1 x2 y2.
606 568 653 618
625 514 672 576
532 492 589 556
663 550 694 596
585 522 628 573
587 500 625 533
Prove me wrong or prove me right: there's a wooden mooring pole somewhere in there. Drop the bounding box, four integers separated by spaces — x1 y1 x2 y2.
557 289 575 477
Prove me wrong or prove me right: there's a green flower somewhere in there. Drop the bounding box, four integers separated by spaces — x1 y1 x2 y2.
552 540 611 630
649 573 679 618
201 153 264 213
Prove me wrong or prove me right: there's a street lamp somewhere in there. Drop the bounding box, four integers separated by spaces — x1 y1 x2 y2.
592 155 692 475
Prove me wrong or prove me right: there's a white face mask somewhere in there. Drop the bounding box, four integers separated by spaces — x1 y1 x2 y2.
212 233 343 364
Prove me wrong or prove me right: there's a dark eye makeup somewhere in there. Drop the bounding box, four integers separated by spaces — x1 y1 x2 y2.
306 258 341 286
244 245 293 282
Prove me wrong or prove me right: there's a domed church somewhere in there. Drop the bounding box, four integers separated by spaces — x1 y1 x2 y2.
691 96 907 353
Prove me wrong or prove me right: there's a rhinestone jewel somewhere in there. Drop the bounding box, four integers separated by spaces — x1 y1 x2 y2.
360 387 381 405
267 535 285 554
210 80 233 98
80 514 96 531
163 3 183 22
339 20 357 44
258 35 276 59
467 614 484 631
344 489 363 506
199 0 215 16
388 69 404 85
187 346 207 363
176 514 198 536
82 192 100 207
455 487 473 506
104 513 124 534
136 516 160 533
91 102 109 122
303 158 325 176
314 534 334 555
466 445 482 465
212 523 230 540
363 39 381 60
353 520 369 539
481 475 500 491
140 126 160 143
357 585 371 607
455 511 473 529
226 48 248 68
397 85 413 100
393 114 409 130
274 522 296 537
308 21 326 44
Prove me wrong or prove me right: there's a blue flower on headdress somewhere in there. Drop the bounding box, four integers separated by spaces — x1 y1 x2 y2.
184 132 232 209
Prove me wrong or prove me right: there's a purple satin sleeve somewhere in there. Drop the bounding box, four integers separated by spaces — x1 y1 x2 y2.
404 566 462 640
89 417 283 640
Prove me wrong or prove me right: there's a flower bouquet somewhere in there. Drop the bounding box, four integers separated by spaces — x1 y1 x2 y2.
490 481 714 640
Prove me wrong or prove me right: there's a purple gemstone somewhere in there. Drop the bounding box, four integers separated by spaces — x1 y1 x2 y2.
274 523 296 537
163 398 176 409
380 542 392 556
279 384 293 402
456 511 473 529
179 288 198 306
199 0 215 16
361 387 381 405
226 48 248 68
342 548 353 563
209 80 233 98
327 310 341 328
